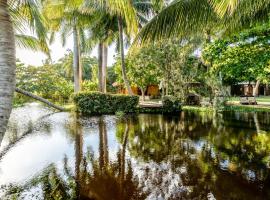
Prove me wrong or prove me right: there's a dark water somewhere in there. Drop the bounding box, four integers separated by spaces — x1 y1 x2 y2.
1 103 270 200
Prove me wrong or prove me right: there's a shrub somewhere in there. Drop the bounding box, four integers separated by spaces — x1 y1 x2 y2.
16 63 73 103
138 96 181 114
162 95 182 113
73 92 139 115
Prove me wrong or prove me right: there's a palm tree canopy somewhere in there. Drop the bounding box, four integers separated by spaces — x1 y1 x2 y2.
136 0 270 44
94 0 139 35
8 0 50 54
135 0 218 44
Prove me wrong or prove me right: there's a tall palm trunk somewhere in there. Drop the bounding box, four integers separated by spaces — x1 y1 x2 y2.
73 25 81 93
117 17 133 95
102 43 108 93
0 0 16 135
78 46 83 86
98 43 103 92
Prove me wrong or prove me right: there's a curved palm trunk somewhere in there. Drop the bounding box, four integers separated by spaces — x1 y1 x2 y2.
98 43 103 92
102 44 108 93
0 0 16 135
15 88 65 111
117 17 133 95
73 25 81 93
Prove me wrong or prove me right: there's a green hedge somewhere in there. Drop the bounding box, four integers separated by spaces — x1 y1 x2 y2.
73 92 139 115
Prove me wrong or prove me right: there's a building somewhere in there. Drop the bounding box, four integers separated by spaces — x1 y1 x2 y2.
231 82 269 96
113 83 160 97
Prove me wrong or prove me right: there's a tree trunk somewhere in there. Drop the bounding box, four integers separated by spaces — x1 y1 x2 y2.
102 44 108 93
118 17 133 95
0 0 16 135
265 84 269 96
78 44 83 85
98 43 103 92
253 80 260 96
140 88 145 101
15 88 65 111
73 25 81 93
165 81 169 96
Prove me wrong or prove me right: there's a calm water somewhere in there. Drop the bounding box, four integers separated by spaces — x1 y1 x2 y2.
1 103 270 200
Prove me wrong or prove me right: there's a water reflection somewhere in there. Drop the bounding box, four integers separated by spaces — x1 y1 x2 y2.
1 104 270 199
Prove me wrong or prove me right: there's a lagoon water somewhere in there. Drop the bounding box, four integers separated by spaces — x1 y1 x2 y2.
1 103 270 199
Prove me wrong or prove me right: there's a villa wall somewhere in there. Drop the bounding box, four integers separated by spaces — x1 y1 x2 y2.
231 84 269 96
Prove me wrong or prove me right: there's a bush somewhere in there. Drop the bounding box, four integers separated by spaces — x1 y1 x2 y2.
162 95 182 113
73 92 139 115
16 63 73 103
138 96 181 114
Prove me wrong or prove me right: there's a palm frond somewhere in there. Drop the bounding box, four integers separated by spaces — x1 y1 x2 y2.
15 34 50 55
135 0 217 44
94 0 139 35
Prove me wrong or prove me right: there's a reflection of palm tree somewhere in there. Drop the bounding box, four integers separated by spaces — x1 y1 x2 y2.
0 116 147 200
120 121 129 195
98 116 109 170
21 116 142 199
74 115 83 199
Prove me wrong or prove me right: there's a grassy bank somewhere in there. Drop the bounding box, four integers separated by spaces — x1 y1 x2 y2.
183 105 270 113
223 105 270 112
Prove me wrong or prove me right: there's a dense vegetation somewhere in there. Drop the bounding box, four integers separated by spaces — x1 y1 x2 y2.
73 92 181 115
1 0 270 133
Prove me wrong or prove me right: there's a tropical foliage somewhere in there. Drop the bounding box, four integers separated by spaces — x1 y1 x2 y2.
203 24 270 85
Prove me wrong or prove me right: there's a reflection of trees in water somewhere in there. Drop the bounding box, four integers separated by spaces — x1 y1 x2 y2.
2 112 270 199
125 113 270 200
1 116 145 200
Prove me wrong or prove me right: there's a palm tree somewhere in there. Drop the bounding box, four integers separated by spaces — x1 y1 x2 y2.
89 14 119 93
0 0 16 136
0 0 49 135
93 0 158 95
94 0 139 95
42 0 93 93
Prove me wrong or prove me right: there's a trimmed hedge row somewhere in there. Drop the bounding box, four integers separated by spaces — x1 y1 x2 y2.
73 92 139 115
73 92 181 115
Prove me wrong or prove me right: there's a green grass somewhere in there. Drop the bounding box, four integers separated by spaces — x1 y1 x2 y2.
182 106 213 112
224 105 270 112
63 103 75 111
183 105 270 113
